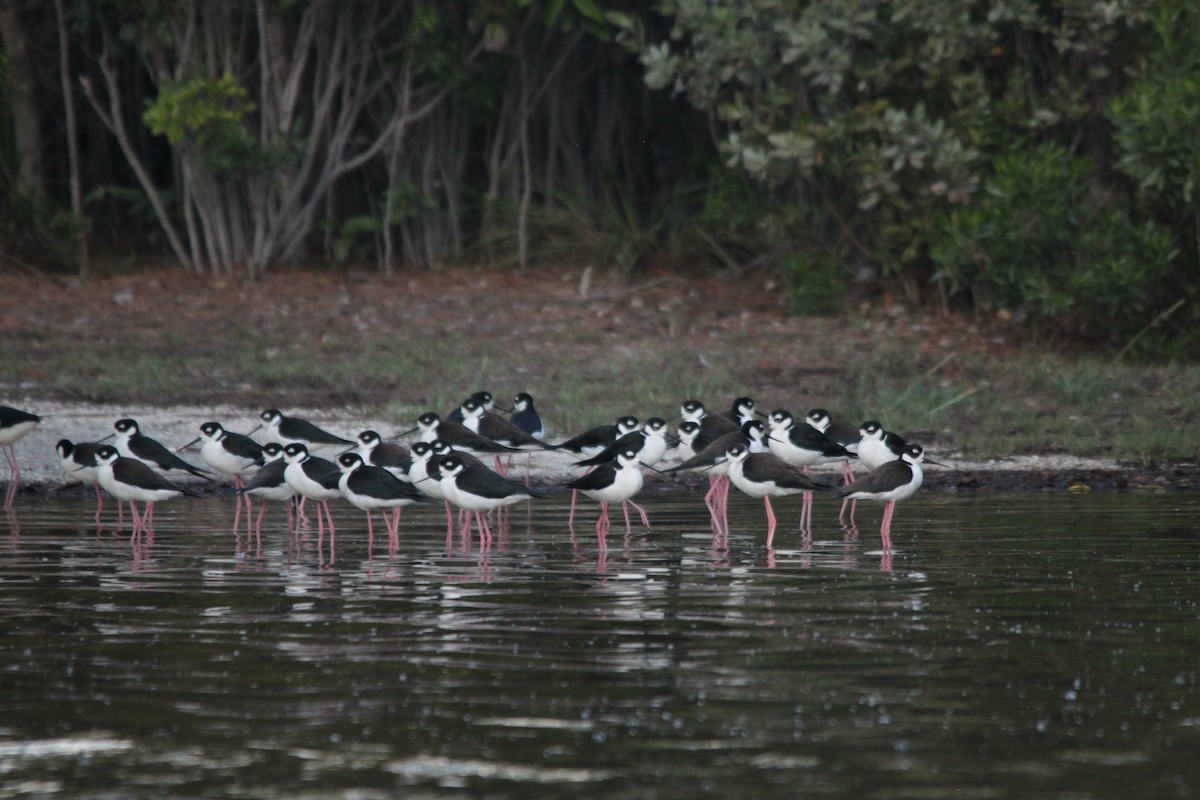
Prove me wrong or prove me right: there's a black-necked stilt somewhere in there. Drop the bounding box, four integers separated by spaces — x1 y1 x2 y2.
558 415 640 527
258 409 354 449
447 390 494 424
281 442 342 544
556 415 640 456
664 420 766 535
336 452 431 553
353 430 411 480
722 443 832 547
664 420 766 473
92 444 197 536
806 408 861 452
680 399 740 439
182 421 265 533
856 420 907 472
238 442 296 537
719 396 758 427
574 417 669 469
185 421 265 478
406 440 461 536
1 405 41 506
674 420 703 462
764 409 855 527
508 392 545 439
432 454 543 545
410 412 521 456
56 439 107 522
838 443 938 550
562 446 648 546
110 418 212 480
806 408 863 517
764 409 857 468
461 397 552 449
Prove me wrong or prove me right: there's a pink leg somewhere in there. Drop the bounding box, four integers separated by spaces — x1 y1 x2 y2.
764 495 777 548
715 479 724 534
622 500 633 531
93 481 105 525
627 499 650 528
596 503 610 549
324 501 336 563
233 491 243 533
389 508 402 550
144 502 156 529
129 501 143 538
703 477 718 514
255 500 268 538
366 510 375 555
569 489 579 527
880 501 895 550
2 447 16 508
477 511 493 546
323 501 336 538
839 495 854 521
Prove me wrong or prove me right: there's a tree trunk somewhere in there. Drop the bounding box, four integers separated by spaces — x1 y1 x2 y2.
0 5 45 201
54 0 89 276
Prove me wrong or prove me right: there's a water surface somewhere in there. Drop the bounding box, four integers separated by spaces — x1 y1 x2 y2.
2 490 1198 798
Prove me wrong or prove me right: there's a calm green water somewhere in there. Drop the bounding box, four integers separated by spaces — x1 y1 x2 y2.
1 489 1198 799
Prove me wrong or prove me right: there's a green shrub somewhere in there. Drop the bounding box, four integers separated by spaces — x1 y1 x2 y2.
930 144 1177 344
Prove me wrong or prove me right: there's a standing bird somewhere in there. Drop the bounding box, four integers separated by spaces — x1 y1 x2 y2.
238 443 296 537
447 390 494 424
57 439 107 524
838 443 939 550
281 443 342 545
432 455 543 546
765 409 855 525
407 411 520 457
722 444 831 547
181 421 264 532
679 399 740 439
806 408 864 519
508 392 546 439
556 416 640 457
1 405 41 506
574 417 670 470
718 396 759 428
353 430 412 480
460 397 556 476
674 420 703 463
562 447 648 548
556 415 639 527
109 418 212 480
663 420 766 531
856 421 907 472
92 444 197 536
336 452 431 554
806 408 861 479
406 441 464 537
257 409 354 450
